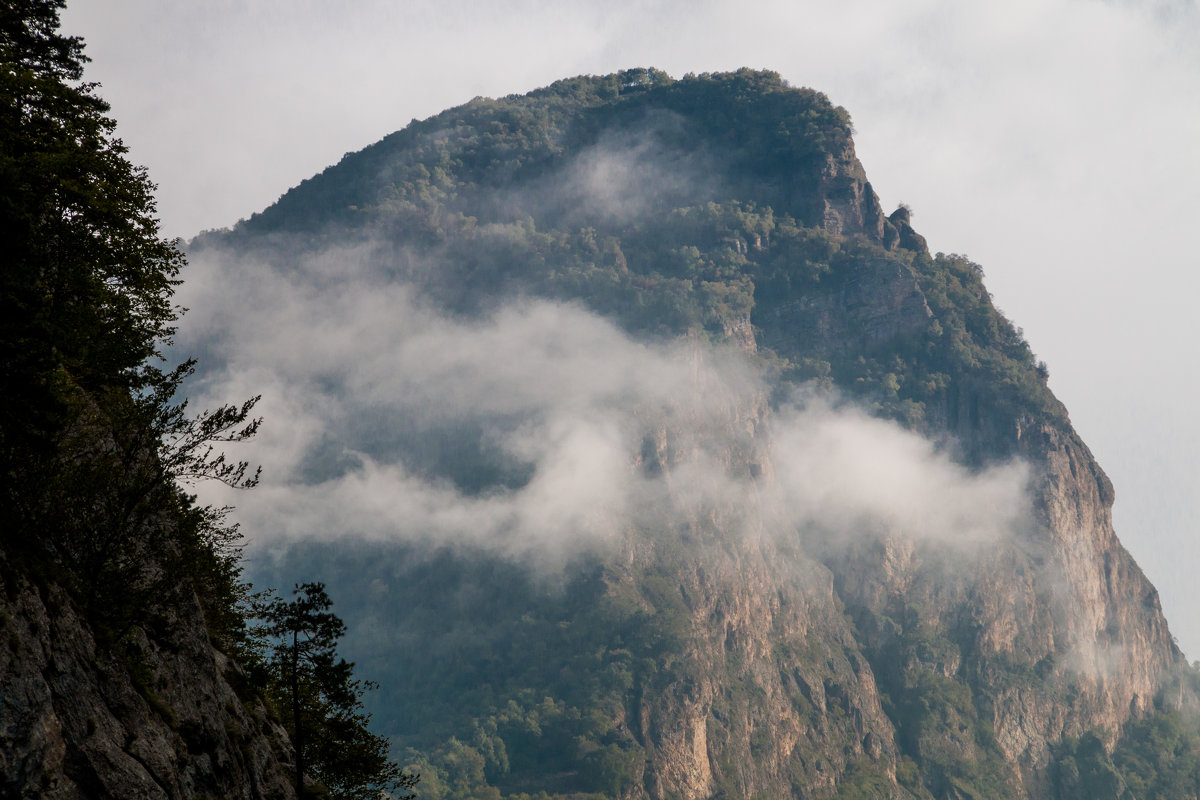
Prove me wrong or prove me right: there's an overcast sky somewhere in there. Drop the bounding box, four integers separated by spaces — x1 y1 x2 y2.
61 0 1200 656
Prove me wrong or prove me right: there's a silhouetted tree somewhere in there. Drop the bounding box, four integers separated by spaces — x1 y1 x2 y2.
254 582 418 800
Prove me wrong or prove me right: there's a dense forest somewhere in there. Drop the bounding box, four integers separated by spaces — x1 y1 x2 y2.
1 0 248 650
208 67 1064 460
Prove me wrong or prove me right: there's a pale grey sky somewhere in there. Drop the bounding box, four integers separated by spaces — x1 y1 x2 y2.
62 0 1200 655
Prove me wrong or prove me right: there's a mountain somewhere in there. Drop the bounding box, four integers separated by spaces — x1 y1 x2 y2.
187 69 1200 799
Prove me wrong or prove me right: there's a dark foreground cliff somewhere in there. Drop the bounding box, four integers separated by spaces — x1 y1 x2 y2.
186 69 1197 800
0 556 296 800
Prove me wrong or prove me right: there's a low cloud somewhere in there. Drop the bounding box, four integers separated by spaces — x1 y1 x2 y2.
771 398 1030 548
546 113 716 224
177 243 1030 569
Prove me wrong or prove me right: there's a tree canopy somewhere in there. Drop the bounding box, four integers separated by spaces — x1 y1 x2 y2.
0 0 262 637
2 12 416 800
199 67 1103 800
1 0 182 433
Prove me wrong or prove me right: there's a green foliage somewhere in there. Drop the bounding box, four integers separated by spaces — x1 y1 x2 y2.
1 0 182 411
1053 710 1200 800
210 63 1059 463
832 758 899 800
252 545 694 800
250 582 418 800
844 604 1024 800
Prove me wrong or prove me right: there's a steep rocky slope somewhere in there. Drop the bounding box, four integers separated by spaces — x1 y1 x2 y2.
0 557 297 800
192 69 1195 799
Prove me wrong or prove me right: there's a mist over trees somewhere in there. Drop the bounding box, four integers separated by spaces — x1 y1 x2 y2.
9 1 1200 794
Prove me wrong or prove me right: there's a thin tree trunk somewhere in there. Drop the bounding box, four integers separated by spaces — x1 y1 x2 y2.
293 628 304 797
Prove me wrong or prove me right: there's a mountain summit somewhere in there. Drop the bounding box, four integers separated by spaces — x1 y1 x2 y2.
187 69 1198 800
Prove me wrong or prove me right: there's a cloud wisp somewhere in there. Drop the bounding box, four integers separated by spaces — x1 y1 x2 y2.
176 241 1030 569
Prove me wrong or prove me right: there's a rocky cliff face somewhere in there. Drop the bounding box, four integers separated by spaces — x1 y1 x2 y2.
0 559 297 800
614 348 875 797
621 538 900 800
592 325 1188 800
765 257 933 357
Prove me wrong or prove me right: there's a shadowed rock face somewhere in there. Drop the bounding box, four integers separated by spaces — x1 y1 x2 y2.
765 257 933 357
0 566 297 800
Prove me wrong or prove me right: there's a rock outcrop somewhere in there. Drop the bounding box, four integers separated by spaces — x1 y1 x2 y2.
765 257 933 357
0 559 297 800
